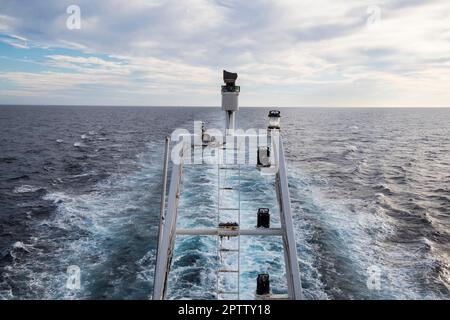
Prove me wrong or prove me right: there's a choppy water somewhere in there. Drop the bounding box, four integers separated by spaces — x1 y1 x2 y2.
0 106 449 300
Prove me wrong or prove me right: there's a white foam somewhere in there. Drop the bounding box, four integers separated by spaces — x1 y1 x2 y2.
73 142 86 148
17 141 166 298
290 162 450 299
12 241 33 253
0 288 13 300
13 185 42 194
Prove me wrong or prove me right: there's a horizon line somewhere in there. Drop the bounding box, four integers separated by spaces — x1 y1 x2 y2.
1 104 450 109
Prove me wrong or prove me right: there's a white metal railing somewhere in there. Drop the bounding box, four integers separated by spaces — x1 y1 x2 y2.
152 133 302 300
152 144 185 300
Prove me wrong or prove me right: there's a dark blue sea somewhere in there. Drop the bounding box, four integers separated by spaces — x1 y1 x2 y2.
0 106 449 300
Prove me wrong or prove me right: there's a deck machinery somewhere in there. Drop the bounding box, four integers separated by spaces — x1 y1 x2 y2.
153 71 302 300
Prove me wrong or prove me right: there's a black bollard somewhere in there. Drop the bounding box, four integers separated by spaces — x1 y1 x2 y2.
257 208 270 228
256 274 270 296
257 147 271 167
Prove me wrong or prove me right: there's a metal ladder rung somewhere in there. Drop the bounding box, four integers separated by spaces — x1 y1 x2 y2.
217 162 241 300
220 147 239 150
218 269 239 273
219 248 239 252
256 294 289 300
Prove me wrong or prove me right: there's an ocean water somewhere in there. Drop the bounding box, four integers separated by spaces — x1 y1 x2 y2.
0 105 449 300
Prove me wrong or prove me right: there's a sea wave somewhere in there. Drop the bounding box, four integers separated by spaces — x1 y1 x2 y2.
13 185 44 194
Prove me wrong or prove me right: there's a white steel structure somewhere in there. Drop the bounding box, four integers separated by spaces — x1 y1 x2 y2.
152 71 302 300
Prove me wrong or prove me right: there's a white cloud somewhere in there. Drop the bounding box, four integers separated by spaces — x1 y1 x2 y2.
1 38 28 49
0 14 15 32
47 55 124 69
1 34 29 49
0 0 449 106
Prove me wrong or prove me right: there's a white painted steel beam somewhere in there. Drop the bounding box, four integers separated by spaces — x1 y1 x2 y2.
152 148 185 300
276 137 303 300
175 228 283 236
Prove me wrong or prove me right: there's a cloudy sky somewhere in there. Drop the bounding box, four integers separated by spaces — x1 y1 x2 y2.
0 0 449 107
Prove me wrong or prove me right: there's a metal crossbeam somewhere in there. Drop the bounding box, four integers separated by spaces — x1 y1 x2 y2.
176 228 283 236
